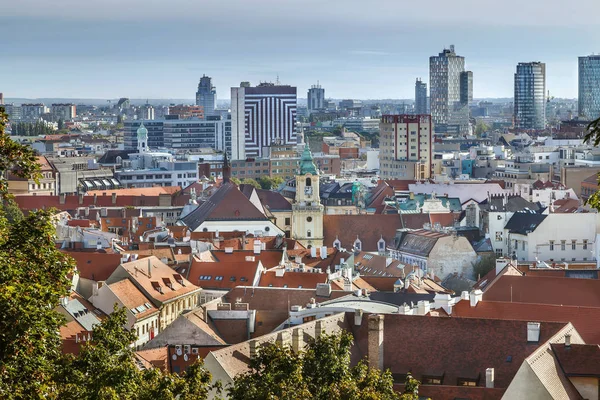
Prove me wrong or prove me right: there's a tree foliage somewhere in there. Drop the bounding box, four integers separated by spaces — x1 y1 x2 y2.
258 176 284 190
9 121 55 136
228 331 401 400
239 178 261 189
0 109 215 399
472 254 497 280
583 116 600 210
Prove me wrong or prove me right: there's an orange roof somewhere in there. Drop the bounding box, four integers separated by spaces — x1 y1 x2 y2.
108 279 159 320
258 270 328 289
210 250 284 269
86 186 181 196
187 259 261 290
64 250 123 281
453 300 600 345
136 347 169 371
330 277 376 292
117 256 200 303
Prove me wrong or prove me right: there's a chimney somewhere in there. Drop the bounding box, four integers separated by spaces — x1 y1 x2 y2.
320 246 327 259
253 241 261 255
417 300 430 315
292 328 304 353
59 193 66 205
354 309 363 326
433 293 452 314
461 291 469 300
469 289 483 307
147 258 152 278
527 322 541 342
367 314 384 370
565 333 571 347
344 278 352 292
310 246 317 258
275 268 285 277
485 368 494 388
249 340 258 359
315 283 331 297
78 193 84 205
111 193 117 205
276 331 290 348
397 304 412 315
315 320 324 338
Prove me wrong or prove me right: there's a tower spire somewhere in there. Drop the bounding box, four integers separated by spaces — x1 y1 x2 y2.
222 152 231 184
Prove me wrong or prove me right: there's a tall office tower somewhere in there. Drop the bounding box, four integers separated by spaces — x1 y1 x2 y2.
379 114 433 180
514 62 546 130
230 82 297 159
415 79 428 114
579 55 600 120
307 83 325 114
429 45 473 134
195 75 216 118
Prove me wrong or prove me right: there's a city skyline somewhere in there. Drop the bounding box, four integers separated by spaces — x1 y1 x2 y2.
1 0 599 100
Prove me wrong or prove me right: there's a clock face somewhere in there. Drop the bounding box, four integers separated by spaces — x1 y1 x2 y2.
305 186 313 196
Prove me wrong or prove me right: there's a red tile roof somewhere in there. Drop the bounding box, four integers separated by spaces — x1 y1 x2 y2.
551 343 600 377
258 270 328 289
323 214 401 252
108 279 159 320
63 250 122 281
86 186 181 196
452 300 600 345
186 260 261 290
351 313 570 390
482 275 600 307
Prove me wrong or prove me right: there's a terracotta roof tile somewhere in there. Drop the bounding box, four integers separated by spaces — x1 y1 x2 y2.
258 270 328 289
63 250 122 281
323 215 401 252
453 300 600 344
552 343 600 377
187 260 261 290
86 187 181 196
108 279 159 320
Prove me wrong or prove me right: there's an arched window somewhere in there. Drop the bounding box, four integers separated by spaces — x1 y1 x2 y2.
307 230 312 238
306 177 312 187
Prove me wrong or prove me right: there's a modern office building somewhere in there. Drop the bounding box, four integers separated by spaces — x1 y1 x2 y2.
3 104 22 121
578 55 600 120
415 79 428 114
514 62 546 130
51 103 76 121
21 104 47 122
429 45 472 134
231 82 297 159
379 114 433 180
195 75 216 118
124 117 231 154
307 83 325 114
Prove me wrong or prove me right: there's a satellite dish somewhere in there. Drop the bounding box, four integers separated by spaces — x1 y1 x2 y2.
172 354 177 361
176 347 182 356
184 354 189 362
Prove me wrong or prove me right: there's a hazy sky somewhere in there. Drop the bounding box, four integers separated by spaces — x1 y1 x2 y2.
1 0 599 100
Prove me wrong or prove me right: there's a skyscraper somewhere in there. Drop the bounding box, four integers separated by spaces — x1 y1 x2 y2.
429 45 472 134
415 79 427 114
195 75 216 118
231 82 297 159
514 62 546 130
579 55 600 120
307 83 325 114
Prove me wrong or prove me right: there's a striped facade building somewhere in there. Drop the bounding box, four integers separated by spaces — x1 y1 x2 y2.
231 83 297 159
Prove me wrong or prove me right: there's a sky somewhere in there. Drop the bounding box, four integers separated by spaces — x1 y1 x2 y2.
1 0 599 100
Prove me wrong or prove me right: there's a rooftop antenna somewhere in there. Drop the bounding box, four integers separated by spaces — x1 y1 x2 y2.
276 74 280 85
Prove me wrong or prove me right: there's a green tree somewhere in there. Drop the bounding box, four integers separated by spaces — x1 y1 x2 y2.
57 118 64 130
472 254 497 280
241 178 261 189
258 176 284 190
230 177 241 185
475 120 490 136
228 331 400 400
399 373 421 400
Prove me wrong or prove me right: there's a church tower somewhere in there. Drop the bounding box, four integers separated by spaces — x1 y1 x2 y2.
292 144 324 247
137 122 148 154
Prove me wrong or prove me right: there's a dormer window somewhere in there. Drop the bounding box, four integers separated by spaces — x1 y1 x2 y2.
333 237 341 249
378 237 386 251
422 375 443 385
353 237 362 251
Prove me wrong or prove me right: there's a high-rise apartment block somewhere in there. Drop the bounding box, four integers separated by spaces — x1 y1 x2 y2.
231 82 297 160
578 55 600 120
415 79 428 114
379 114 432 180
21 104 47 122
514 62 546 130
51 103 76 121
307 83 325 114
429 45 472 134
195 75 216 118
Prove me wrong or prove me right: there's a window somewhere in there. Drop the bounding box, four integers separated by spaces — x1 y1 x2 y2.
285 217 291 225
422 376 443 385
306 216 312 222
495 231 502 241
549 240 554 251
561 240 566 251
307 230 312 238
583 239 588 250
306 177 311 187
457 378 478 387
572 240 576 250
495 248 503 256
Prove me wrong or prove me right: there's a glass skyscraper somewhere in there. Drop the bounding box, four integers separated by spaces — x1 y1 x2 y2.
429 46 472 135
514 62 546 130
195 75 216 119
415 78 427 115
579 55 600 120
